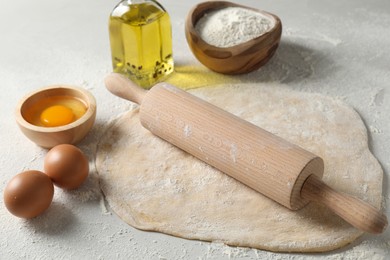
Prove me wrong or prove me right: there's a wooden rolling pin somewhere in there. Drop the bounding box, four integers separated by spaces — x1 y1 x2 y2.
105 73 388 234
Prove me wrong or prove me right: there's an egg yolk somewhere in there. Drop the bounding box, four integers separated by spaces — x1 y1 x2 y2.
40 105 75 127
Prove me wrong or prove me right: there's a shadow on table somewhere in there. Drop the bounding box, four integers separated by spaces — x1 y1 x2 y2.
168 40 334 90
24 201 76 236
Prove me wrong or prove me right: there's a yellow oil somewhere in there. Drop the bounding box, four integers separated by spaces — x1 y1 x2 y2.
23 96 87 127
109 1 174 89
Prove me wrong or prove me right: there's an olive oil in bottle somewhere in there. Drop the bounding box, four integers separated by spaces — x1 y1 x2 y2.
109 0 174 89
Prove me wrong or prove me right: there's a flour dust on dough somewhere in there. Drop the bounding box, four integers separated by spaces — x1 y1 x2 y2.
95 83 383 252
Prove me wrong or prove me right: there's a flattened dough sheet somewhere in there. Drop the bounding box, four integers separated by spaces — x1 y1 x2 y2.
96 83 383 252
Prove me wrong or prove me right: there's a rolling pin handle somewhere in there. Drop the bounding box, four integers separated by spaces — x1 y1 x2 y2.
301 175 388 234
104 73 147 105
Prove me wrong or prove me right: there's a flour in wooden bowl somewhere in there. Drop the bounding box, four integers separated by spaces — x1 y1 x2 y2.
195 7 275 47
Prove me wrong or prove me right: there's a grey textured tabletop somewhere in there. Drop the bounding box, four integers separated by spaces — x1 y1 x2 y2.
1 0 389 259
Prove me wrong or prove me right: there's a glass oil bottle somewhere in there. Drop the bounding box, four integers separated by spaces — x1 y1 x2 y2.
109 0 174 89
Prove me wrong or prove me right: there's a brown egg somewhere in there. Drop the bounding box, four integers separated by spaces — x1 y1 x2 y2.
44 144 89 189
3 170 54 218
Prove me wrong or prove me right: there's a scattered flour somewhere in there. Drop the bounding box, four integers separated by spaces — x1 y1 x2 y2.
183 124 192 138
100 196 111 215
370 125 383 134
195 7 275 47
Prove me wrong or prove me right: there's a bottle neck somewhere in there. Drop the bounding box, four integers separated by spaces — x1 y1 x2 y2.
125 0 165 12
128 0 147 3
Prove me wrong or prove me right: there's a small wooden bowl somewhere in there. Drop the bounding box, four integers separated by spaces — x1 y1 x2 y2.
15 85 97 148
185 1 282 74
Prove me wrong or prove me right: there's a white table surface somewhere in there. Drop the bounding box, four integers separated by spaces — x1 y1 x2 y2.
1 0 389 259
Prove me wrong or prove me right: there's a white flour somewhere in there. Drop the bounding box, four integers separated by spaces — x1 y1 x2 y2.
195 7 275 47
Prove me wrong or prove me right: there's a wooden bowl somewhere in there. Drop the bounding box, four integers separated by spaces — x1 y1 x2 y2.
15 85 97 148
185 1 282 74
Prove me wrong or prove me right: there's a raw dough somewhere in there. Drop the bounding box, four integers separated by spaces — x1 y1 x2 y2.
95 83 383 252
